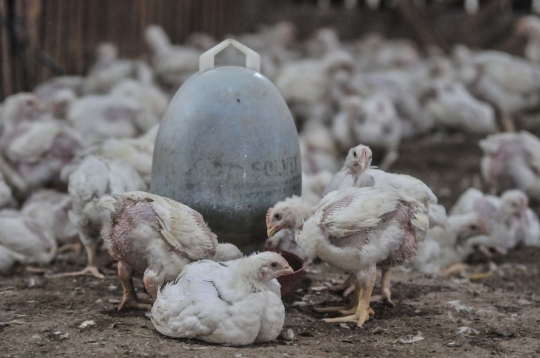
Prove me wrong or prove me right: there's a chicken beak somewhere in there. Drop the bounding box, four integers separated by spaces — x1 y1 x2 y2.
279 266 294 276
267 226 278 238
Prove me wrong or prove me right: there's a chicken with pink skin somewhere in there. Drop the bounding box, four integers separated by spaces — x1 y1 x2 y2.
99 191 242 310
266 187 429 326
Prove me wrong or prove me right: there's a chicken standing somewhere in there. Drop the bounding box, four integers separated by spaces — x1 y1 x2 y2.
55 155 146 278
99 191 243 310
151 252 291 345
267 187 429 326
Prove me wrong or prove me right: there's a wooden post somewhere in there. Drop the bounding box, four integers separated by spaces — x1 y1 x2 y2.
0 0 13 98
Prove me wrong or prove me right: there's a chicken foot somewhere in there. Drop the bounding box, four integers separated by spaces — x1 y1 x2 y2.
52 244 104 279
370 267 395 307
118 262 152 311
323 271 377 327
57 241 83 254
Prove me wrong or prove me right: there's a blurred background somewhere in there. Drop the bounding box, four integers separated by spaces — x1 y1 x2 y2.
0 0 536 98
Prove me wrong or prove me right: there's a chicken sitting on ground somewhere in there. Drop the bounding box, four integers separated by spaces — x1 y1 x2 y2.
99 191 243 310
21 190 78 253
83 125 158 185
0 209 57 272
467 190 540 254
322 144 373 197
425 79 496 134
151 252 291 345
267 187 429 326
55 155 146 278
479 131 540 201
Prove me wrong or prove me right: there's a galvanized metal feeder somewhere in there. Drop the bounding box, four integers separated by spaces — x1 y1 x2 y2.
151 39 301 253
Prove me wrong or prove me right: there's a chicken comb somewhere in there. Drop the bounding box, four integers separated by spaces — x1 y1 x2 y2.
266 208 272 227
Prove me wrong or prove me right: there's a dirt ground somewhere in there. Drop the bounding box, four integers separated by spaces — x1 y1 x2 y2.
1 132 540 358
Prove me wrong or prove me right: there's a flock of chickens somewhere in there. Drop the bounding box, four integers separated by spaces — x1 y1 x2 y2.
1 18 540 346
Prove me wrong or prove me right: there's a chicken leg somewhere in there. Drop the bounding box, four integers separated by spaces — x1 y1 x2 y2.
502 116 516 133
52 242 104 278
57 241 83 254
118 262 152 311
370 267 395 307
323 271 377 327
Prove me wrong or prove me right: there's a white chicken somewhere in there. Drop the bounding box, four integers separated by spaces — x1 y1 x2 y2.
425 79 496 134
21 190 78 251
360 168 447 229
275 50 354 119
0 172 17 209
151 252 291 345
479 131 540 200
83 125 158 185
99 191 242 310
332 95 401 170
457 50 540 131
83 43 137 94
0 95 82 195
0 209 57 271
110 78 169 119
516 15 540 63
408 210 493 276
266 187 429 326
467 190 540 252
55 155 146 278
322 144 373 197
66 93 159 145
144 25 200 91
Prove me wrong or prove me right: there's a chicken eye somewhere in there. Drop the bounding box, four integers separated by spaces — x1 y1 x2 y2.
271 262 277 268
512 202 517 207
368 155 372 160
26 100 33 106
274 213 282 220
469 224 478 230
353 151 357 158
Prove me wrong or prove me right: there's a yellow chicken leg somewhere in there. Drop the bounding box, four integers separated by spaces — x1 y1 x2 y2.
370 267 395 307
323 271 376 327
118 262 152 311
52 244 104 279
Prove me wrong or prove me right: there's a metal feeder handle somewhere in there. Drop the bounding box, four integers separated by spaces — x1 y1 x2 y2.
199 39 261 73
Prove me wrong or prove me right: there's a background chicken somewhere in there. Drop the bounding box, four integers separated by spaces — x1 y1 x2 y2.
0 209 57 272
55 155 146 278
151 252 291 345
21 190 78 252
479 131 540 200
99 191 242 310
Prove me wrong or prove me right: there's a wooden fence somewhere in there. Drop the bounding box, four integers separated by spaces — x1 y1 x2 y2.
0 0 528 100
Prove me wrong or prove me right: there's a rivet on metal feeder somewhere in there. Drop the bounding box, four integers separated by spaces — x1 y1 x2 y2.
151 39 301 253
